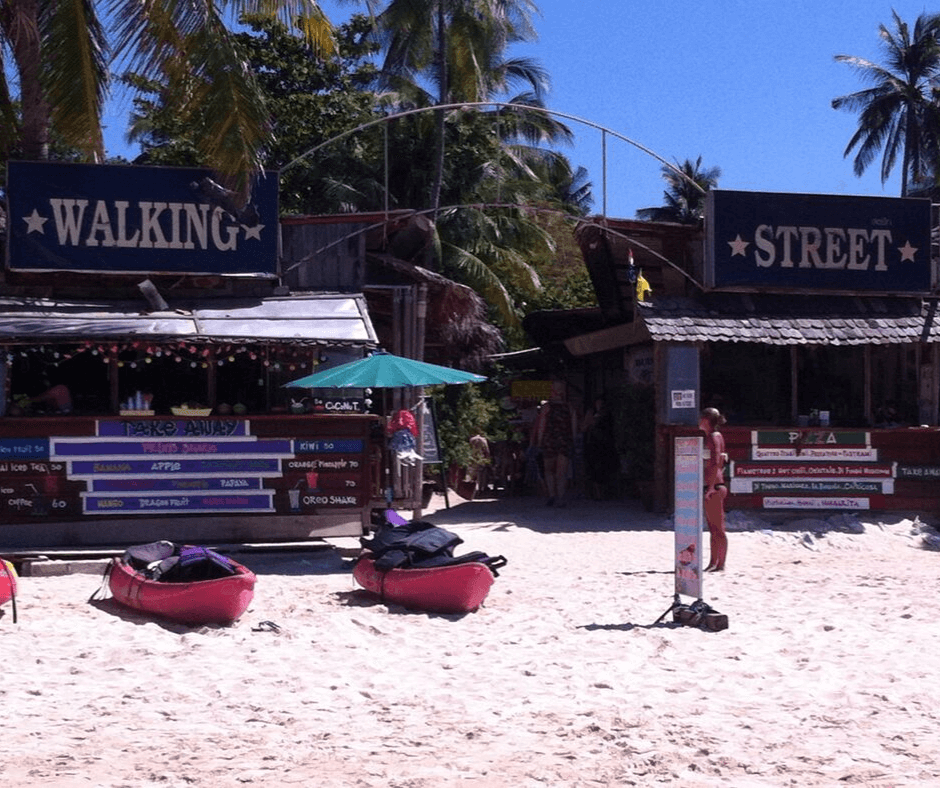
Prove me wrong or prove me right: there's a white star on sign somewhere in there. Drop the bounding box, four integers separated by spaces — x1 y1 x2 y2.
898 240 918 262
242 223 265 241
727 234 749 256
23 209 48 234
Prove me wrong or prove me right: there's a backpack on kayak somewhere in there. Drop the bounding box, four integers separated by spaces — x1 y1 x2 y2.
121 541 238 582
360 512 506 575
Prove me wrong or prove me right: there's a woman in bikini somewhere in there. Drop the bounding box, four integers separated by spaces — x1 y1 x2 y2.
700 407 729 571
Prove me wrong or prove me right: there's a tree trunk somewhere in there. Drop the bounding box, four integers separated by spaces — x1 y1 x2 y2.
7 0 51 160
429 1 447 234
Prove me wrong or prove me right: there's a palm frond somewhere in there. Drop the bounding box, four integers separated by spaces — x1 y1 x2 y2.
42 0 108 160
442 240 521 330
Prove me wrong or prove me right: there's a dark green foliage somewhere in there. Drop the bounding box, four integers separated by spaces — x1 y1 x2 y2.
429 383 507 470
635 156 719 224
120 7 596 336
832 11 940 196
126 14 384 215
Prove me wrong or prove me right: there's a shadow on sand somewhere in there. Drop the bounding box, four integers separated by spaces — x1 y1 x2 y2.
422 492 673 535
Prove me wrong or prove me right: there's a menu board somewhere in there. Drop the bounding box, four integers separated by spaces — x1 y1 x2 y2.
731 428 893 510
0 417 375 521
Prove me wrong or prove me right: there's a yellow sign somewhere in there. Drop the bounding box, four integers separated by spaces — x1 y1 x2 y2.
510 380 553 401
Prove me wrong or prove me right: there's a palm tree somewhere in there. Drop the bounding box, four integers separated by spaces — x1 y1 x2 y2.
0 0 334 191
636 156 720 224
831 10 940 197
372 0 583 333
376 0 549 214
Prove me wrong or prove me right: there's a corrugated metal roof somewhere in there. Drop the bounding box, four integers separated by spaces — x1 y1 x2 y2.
637 293 934 345
0 294 378 344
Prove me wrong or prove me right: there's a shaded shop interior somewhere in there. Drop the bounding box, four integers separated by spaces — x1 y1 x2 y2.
0 295 378 417
524 193 940 515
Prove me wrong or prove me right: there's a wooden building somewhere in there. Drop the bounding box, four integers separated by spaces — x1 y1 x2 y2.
533 190 940 515
0 162 498 548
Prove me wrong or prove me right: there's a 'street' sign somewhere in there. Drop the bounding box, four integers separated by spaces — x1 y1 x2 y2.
705 190 931 293
6 161 278 276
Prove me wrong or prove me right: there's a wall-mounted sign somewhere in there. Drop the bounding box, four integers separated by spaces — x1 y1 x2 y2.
731 478 893 495
763 496 870 510
0 419 371 521
510 380 553 401
309 398 366 414
626 346 654 385
705 190 932 293
671 390 697 409
752 430 870 447
733 461 893 478
664 344 699 425
751 446 879 461
6 161 278 275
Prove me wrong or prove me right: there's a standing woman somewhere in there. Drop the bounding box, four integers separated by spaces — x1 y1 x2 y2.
535 380 578 507
700 407 729 571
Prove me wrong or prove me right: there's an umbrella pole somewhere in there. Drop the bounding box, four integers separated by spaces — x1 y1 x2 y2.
383 388 393 505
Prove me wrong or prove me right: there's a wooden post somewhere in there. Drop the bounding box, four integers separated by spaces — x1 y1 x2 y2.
790 346 798 422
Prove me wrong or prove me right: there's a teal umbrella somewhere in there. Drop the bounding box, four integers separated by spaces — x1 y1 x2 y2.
284 351 486 389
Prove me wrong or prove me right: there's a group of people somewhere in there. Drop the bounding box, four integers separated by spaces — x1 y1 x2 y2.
529 385 730 571
525 381 624 506
468 380 730 571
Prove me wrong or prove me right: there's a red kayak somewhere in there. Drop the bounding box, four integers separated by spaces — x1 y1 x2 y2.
353 552 500 614
0 559 17 621
107 556 256 625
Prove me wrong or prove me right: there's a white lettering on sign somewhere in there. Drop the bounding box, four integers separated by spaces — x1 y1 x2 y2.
30 198 261 252
730 226 918 270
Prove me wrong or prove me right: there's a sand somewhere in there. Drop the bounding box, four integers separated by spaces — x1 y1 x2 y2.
2 493 939 787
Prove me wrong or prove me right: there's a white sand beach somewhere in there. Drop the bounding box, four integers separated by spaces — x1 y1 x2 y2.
2 493 939 787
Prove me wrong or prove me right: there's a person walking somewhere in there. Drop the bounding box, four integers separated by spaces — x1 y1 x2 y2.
468 433 491 496
534 380 578 507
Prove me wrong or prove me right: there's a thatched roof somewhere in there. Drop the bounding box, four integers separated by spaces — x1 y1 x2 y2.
366 252 502 372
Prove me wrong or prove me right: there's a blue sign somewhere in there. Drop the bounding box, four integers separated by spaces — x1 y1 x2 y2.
69 458 282 476
99 419 248 438
705 190 932 293
50 438 292 458
6 161 278 275
294 438 364 454
0 438 49 460
664 344 699 426
91 477 263 492
84 493 274 514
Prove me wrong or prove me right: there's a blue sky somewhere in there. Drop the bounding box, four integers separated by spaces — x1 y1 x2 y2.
100 1 935 218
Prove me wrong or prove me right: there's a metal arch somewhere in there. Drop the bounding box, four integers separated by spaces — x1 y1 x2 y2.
281 203 704 291
279 101 707 211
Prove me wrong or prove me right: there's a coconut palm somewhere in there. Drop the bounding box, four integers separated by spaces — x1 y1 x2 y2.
0 0 335 190
376 0 552 213
636 156 720 224
372 0 582 332
832 10 940 197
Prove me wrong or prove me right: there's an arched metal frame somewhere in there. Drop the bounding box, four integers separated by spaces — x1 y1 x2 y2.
280 102 706 285
281 101 706 212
